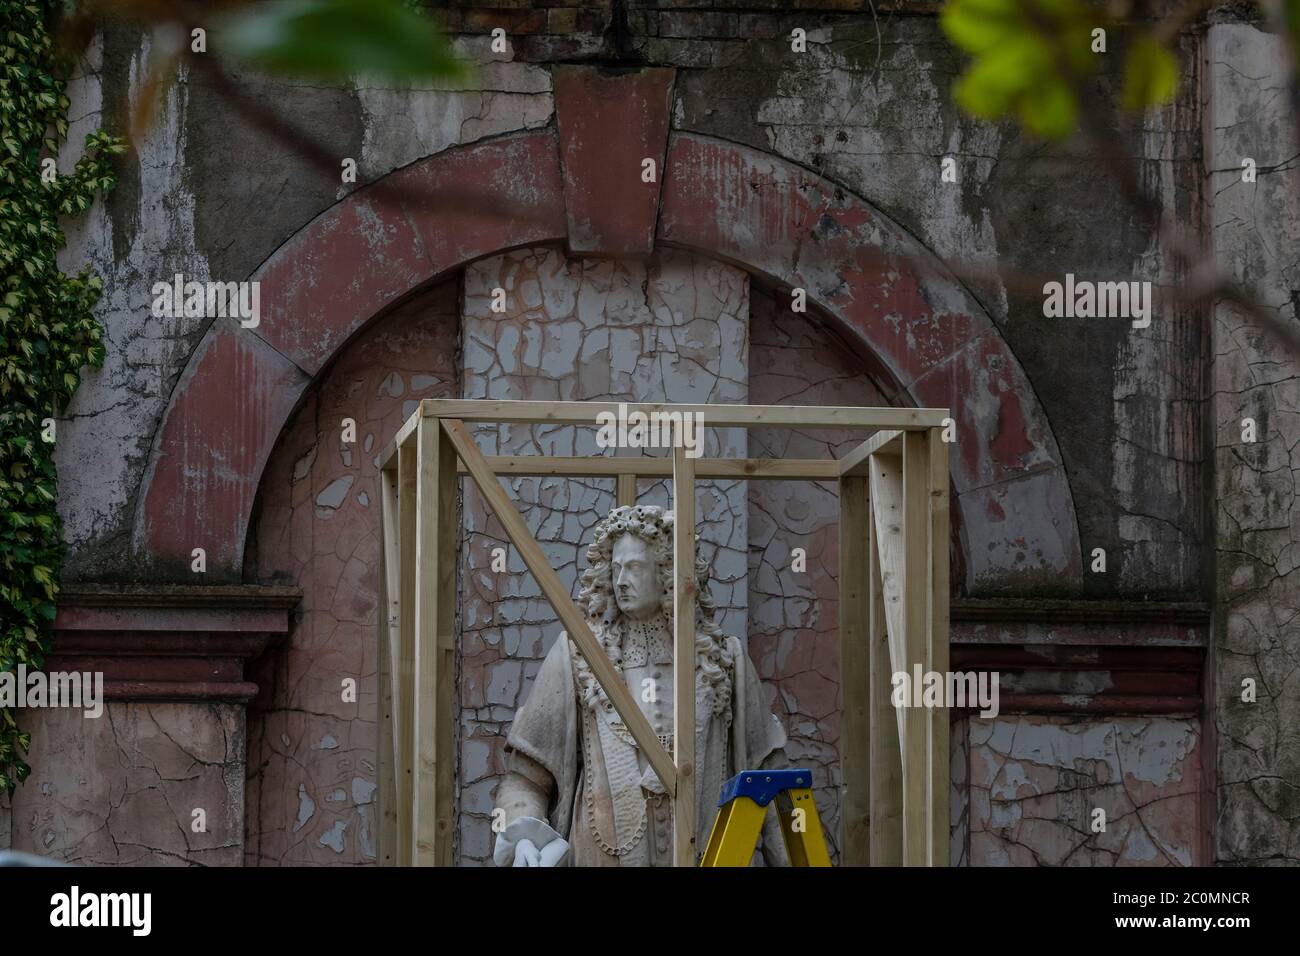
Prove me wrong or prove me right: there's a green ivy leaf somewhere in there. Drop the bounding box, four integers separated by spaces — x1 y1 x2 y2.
0 0 119 793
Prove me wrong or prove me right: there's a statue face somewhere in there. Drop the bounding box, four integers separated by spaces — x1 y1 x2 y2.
611 534 661 620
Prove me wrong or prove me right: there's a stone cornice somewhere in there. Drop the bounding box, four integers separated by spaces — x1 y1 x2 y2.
50 584 301 703
949 599 1210 716
952 597 1211 629
57 583 303 610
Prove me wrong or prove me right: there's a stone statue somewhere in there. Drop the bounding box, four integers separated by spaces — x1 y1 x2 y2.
493 505 790 866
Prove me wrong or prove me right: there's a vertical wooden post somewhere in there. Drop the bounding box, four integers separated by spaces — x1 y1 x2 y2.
435 424 459 867
377 399 949 867
926 426 950 866
617 473 637 508
672 441 697 866
377 467 401 865
396 441 419 867
414 417 457 866
901 431 929 865
868 486 903 865
838 475 871 865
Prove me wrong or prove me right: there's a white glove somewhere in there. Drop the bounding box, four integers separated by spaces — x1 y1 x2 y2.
493 816 570 867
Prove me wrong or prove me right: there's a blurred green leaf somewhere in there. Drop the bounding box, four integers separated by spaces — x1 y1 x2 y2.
216 0 468 83
945 0 1188 136
941 0 1020 55
1123 36 1178 110
1283 0 1300 59
954 35 1049 119
1021 76 1076 137
942 0 1093 139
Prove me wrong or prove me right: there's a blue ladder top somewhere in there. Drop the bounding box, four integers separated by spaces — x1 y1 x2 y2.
717 769 815 807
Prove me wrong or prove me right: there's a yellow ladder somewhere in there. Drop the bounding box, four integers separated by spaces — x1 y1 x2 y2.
700 769 832 866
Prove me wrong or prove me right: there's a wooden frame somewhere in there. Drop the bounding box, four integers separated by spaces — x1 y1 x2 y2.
377 399 950 867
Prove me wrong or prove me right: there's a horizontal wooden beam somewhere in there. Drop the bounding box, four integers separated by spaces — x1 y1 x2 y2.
420 399 948 431
450 456 840 480
840 430 902 477
439 418 679 794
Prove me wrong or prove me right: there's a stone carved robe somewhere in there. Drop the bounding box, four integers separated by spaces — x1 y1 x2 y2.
499 617 789 866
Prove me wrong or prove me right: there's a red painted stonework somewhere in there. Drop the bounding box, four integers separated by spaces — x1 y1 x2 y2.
135 121 1075 591
659 132 1081 588
553 66 674 256
250 192 434 377
253 132 566 377
392 131 567 279
909 328 1057 493
660 133 990 392
51 585 297 702
136 132 567 580
136 322 309 579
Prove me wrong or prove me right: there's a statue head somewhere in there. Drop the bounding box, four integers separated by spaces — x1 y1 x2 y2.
574 504 732 714
576 505 719 631
611 533 660 621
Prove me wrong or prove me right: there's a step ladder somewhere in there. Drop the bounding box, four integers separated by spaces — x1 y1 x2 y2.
700 769 831 866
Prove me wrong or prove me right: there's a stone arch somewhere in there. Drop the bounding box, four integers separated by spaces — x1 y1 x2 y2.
132 125 1079 592
132 131 567 581
658 134 1081 591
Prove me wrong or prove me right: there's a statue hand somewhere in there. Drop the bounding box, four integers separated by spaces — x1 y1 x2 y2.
513 838 542 867
494 815 570 867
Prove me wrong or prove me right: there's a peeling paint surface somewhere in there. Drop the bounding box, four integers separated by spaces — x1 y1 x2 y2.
36 9 1278 868
1208 24 1300 866
57 35 215 575
966 716 1200 866
458 246 750 863
246 283 459 865
9 704 245 865
355 44 552 182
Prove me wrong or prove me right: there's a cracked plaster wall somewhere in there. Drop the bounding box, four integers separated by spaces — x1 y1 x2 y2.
230 257 1212 868
9 703 245 865
673 14 1205 598
39 8 1247 866
1207 23 1300 865
965 715 1201 866
54 28 551 581
458 246 750 863
745 288 1203 866
57 15 1204 602
245 281 459 865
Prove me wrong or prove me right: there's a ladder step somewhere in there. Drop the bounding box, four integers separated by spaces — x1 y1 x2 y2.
716 769 814 807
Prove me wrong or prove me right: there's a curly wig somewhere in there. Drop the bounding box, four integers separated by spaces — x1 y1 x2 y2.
574 505 733 716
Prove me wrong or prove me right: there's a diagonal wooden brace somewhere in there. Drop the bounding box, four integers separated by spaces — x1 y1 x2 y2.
440 418 678 794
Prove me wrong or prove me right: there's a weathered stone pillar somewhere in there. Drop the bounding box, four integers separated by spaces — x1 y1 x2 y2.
6 585 296 865
1206 23 1300 865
